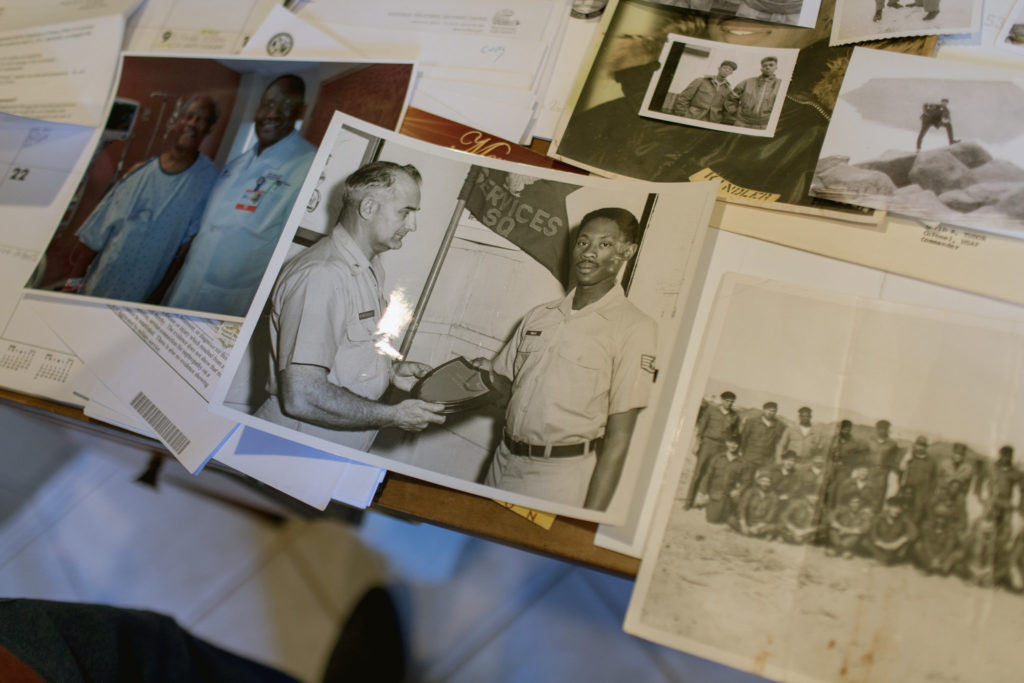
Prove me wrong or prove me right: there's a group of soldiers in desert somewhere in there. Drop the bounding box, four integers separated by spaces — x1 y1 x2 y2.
686 391 1024 589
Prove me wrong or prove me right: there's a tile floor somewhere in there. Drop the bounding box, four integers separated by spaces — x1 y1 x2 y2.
0 404 757 682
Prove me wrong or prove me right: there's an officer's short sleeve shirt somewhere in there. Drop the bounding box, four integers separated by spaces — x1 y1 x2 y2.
492 286 657 445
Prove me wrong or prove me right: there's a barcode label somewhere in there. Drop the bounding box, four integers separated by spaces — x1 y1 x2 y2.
130 392 191 455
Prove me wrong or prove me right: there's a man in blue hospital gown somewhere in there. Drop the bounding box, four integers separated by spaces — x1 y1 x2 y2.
163 74 316 316
72 95 220 302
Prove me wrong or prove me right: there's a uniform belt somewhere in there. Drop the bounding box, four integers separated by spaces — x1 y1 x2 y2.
502 433 601 458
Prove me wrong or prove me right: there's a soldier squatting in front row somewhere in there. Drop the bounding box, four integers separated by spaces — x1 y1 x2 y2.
687 393 1024 589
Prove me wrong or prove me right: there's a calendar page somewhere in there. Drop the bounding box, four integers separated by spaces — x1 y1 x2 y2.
0 114 94 209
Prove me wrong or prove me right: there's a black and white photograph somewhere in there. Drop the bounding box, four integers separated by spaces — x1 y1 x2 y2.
831 0 981 45
626 274 1024 683
811 47 1024 239
651 0 824 28
550 0 931 212
25 53 415 319
211 112 718 525
639 35 797 138
994 0 1024 55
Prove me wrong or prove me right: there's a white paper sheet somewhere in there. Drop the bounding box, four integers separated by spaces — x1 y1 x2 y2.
123 0 281 53
410 78 537 141
0 0 140 31
298 0 560 42
715 203 1024 308
0 116 99 403
241 4 374 58
75 368 383 508
26 295 385 508
77 369 162 438
0 235 87 405
0 114 96 210
0 15 124 127
212 426 385 509
530 7 602 140
295 0 568 138
27 297 237 472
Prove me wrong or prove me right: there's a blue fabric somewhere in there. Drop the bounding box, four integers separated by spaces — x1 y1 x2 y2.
163 130 316 317
77 154 219 301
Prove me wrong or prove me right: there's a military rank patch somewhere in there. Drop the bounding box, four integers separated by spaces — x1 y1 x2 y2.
358 310 375 320
525 330 542 336
641 354 657 380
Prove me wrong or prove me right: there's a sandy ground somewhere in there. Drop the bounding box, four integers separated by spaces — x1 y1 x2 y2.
638 487 1024 683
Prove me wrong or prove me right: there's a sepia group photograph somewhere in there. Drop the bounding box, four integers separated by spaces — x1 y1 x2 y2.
626 274 1024 682
639 35 797 138
25 53 415 319
811 47 1024 239
211 112 718 525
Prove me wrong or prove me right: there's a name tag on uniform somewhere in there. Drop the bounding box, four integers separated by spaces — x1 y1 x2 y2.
358 310 375 320
525 330 542 336
235 173 287 212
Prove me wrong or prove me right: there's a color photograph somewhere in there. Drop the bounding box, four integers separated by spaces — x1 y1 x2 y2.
27 53 414 318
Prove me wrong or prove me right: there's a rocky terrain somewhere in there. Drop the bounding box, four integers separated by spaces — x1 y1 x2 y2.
811 142 1024 233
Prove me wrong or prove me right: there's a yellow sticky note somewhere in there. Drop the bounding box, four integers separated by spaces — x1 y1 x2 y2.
493 499 555 530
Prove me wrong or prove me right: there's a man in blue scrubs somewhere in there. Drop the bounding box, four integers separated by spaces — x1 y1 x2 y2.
163 74 316 316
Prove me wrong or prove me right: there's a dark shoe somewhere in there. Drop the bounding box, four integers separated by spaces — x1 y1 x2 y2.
924 10 939 18
887 1 902 7
322 587 406 683
873 9 883 20
951 139 961 144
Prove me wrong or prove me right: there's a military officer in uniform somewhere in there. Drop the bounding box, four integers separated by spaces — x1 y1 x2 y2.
473 207 658 510
254 161 446 450
685 390 740 509
775 406 826 465
726 56 781 129
739 401 785 473
671 60 736 122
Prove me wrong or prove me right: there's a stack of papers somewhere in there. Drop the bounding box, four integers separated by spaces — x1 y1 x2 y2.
292 0 575 141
